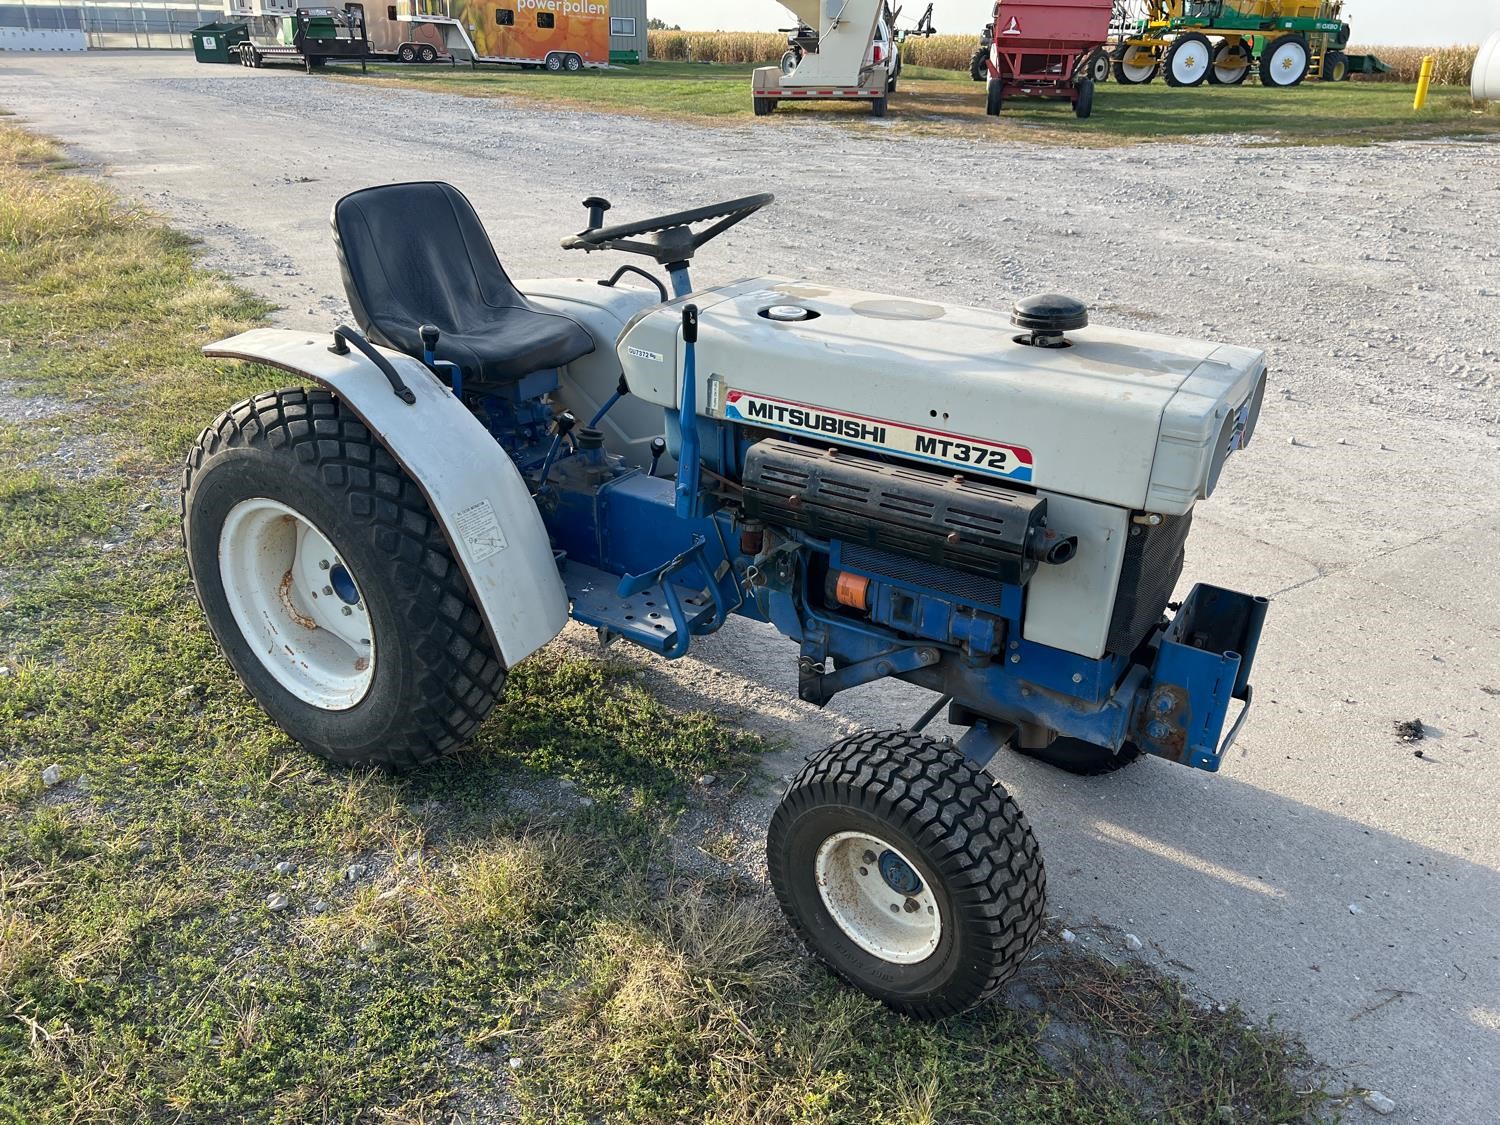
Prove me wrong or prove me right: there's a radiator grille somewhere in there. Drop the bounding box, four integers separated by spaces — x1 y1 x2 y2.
1106 512 1192 657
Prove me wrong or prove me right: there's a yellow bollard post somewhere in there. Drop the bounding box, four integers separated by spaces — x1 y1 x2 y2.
1413 54 1435 110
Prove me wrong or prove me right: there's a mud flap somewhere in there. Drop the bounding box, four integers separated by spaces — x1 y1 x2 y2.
203 328 568 668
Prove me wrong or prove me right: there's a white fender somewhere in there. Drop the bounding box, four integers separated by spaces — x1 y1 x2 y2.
203 328 568 669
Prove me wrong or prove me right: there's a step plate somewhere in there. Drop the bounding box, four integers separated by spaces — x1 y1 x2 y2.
565 563 714 654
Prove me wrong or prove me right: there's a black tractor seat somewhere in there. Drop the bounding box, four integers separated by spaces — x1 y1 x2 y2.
332 181 594 385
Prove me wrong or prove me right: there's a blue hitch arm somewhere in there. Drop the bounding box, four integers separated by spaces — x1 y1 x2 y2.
674 305 701 519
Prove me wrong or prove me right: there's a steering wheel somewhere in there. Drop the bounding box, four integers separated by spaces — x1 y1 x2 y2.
562 193 774 266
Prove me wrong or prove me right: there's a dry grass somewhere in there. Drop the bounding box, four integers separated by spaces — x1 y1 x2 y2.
1349 44 1479 84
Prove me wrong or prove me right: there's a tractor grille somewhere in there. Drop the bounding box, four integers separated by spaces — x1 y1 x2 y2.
1106 512 1192 657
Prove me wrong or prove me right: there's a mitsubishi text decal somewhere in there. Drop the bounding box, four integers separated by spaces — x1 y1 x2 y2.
722 389 1034 483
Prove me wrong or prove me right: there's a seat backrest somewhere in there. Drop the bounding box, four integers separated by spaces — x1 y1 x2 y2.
332 181 524 358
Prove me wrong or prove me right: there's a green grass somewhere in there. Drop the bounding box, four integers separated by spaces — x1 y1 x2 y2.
339 59 1500 145
0 118 1329 1122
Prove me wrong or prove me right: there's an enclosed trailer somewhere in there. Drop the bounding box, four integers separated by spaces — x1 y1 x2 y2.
396 0 612 70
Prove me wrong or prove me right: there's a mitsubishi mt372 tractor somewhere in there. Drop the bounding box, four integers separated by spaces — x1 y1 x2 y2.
183 185 1269 1016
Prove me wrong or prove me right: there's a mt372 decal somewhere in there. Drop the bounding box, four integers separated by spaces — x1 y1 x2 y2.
720 389 1034 483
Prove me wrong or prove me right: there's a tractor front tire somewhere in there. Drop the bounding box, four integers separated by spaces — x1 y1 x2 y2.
1321 50 1348 82
1165 32 1212 87
767 730 1046 1019
986 76 1004 116
1260 34 1309 87
182 388 505 772
969 47 988 82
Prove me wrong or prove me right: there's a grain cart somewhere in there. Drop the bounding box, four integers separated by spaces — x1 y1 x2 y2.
754 0 892 116
184 185 1269 1016
981 0 1114 119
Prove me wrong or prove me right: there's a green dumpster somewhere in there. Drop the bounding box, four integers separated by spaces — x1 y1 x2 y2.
191 21 249 64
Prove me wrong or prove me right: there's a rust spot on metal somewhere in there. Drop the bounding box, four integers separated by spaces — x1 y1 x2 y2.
278 569 319 630
354 657 369 672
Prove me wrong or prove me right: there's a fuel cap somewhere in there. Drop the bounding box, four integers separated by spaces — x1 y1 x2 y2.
761 304 817 322
1012 293 1088 347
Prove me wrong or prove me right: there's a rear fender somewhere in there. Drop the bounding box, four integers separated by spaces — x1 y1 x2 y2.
203 328 568 668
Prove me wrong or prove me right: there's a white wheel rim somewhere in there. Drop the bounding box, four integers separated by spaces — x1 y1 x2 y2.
547 55 561 71
219 498 375 711
1214 53 1247 83
1120 54 1155 82
1269 43 1306 82
1171 40 1209 82
815 831 941 964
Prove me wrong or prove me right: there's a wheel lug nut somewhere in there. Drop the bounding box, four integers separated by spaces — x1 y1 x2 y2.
858 866 868 877
341 606 353 616
323 586 334 596
862 850 876 864
903 898 919 913
319 559 331 570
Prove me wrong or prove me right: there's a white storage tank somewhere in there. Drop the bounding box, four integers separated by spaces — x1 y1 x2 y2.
1474 31 1500 102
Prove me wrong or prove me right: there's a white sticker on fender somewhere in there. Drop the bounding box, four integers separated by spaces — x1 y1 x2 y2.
721 389 1034 483
455 499 509 562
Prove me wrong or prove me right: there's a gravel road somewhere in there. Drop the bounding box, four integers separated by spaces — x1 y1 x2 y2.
2 52 1497 1123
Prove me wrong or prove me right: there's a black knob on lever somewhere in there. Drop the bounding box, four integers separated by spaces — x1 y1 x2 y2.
419 324 441 354
582 196 612 231
554 411 578 437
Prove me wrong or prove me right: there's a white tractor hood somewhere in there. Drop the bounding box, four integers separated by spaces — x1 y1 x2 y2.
617 278 1267 514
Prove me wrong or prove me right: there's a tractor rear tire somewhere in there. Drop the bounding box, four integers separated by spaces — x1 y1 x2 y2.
986 76 1004 116
1165 32 1212 87
767 729 1046 1019
1208 42 1252 86
182 387 505 772
970 47 988 82
1074 78 1095 119
1085 48 1111 84
1260 34 1309 87
1113 52 1158 85
1014 737 1145 776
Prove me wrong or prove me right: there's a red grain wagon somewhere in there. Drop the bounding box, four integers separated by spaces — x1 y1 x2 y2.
982 0 1113 119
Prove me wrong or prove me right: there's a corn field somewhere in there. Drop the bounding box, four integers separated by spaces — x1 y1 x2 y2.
647 31 784 64
1349 45 1478 85
648 30 1480 87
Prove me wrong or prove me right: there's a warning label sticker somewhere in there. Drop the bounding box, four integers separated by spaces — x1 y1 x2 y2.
721 389 1034 483
455 499 508 562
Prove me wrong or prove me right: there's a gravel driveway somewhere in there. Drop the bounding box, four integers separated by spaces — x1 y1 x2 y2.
2 51 1497 1123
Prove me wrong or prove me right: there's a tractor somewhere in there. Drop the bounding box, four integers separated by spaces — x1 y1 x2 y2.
1112 0 1353 87
183 185 1268 1016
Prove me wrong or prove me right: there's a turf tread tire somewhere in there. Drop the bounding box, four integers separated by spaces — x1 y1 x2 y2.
767 729 1046 1019
181 387 504 771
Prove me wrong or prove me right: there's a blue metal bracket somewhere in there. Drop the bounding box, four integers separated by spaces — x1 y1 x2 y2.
616 533 730 660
